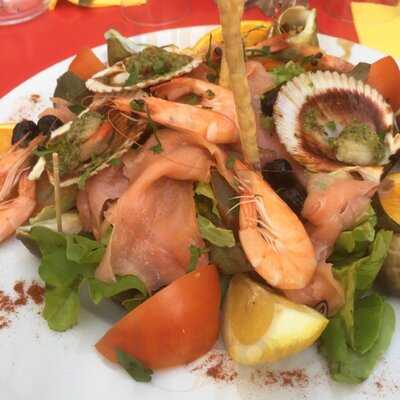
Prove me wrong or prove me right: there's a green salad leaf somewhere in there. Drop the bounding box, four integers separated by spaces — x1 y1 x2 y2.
27 227 145 332
195 182 220 218
320 228 394 383
320 300 395 384
197 215 235 248
88 275 147 305
53 71 91 105
43 285 81 332
330 207 377 264
209 244 251 274
116 349 153 382
353 294 384 354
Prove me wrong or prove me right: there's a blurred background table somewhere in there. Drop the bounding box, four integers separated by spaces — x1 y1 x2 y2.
0 0 362 97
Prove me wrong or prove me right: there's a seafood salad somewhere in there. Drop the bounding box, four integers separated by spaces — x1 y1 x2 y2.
3 2 400 386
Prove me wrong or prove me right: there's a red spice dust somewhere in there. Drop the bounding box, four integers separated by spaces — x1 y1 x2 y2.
27 283 45 305
192 352 238 383
375 381 383 391
13 281 27 306
250 368 310 389
0 316 9 329
0 281 44 330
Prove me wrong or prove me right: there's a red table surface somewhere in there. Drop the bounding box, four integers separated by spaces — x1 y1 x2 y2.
0 0 358 98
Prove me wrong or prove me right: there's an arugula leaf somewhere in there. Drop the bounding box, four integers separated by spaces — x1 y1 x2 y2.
28 226 145 332
66 235 105 264
270 61 305 85
30 226 66 254
88 275 147 305
320 301 395 384
43 284 81 332
197 215 235 248
195 182 220 218
39 249 92 288
188 245 209 272
116 349 153 382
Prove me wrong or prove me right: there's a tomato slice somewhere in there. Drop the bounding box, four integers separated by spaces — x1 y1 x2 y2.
367 56 400 112
69 47 105 81
96 265 221 369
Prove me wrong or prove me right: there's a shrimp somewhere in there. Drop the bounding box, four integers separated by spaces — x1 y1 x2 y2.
0 172 36 243
112 95 239 144
0 136 42 202
234 160 316 290
151 77 237 123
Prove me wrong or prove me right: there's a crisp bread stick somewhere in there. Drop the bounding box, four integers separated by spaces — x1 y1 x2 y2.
216 0 260 169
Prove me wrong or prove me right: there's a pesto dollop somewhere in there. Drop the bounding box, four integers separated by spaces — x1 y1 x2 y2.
335 122 385 166
123 46 193 86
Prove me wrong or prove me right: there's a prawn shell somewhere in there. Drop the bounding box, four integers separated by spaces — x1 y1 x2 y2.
274 71 397 176
86 49 202 94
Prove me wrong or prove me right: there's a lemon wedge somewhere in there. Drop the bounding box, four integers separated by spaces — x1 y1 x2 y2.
0 123 14 154
223 274 328 365
192 20 271 56
377 172 400 230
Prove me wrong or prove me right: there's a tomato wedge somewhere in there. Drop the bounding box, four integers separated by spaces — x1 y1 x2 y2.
367 56 400 112
96 265 221 369
69 47 105 81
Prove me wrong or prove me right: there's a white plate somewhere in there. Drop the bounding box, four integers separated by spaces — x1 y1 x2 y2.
0 26 399 400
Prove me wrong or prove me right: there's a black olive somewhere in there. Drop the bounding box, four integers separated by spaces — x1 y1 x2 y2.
260 86 280 117
37 115 63 135
277 186 306 215
12 120 39 145
214 47 223 57
262 159 295 189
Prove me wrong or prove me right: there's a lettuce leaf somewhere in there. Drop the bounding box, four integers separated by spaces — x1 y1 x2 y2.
320 229 394 383
320 300 395 384
334 230 392 344
330 207 377 264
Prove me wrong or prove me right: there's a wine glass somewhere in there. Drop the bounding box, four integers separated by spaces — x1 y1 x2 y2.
120 0 190 27
0 0 49 25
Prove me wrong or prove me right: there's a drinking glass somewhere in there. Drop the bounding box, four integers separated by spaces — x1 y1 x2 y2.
0 0 49 25
121 0 190 27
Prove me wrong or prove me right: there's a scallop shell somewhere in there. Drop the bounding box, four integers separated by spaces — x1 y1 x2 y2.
274 70 399 176
270 6 318 47
86 48 202 94
30 108 147 187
